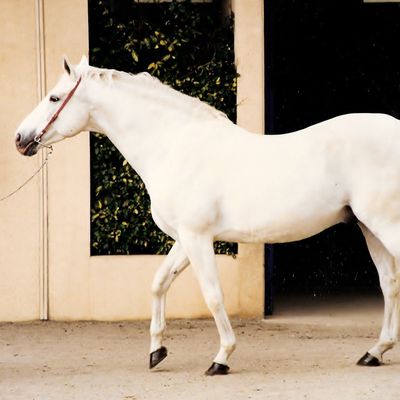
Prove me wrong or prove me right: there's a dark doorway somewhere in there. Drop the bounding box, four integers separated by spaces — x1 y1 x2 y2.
264 0 400 314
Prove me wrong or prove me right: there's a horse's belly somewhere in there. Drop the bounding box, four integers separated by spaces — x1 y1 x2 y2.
215 204 348 244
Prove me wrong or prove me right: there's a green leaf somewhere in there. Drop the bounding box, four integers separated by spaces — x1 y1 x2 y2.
131 50 139 62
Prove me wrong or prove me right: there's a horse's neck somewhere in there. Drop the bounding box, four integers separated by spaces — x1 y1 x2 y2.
86 78 178 187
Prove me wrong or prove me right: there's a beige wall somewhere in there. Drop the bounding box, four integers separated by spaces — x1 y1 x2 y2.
0 0 265 321
0 0 41 320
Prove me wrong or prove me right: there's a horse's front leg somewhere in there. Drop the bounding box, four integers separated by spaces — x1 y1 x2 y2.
179 229 236 376
150 242 189 369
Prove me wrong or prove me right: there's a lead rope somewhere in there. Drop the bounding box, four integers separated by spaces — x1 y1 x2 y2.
0 139 53 202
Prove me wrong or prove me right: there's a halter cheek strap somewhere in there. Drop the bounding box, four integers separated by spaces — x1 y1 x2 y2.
34 76 82 145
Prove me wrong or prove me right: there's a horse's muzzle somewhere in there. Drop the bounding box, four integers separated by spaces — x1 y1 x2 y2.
15 133 39 157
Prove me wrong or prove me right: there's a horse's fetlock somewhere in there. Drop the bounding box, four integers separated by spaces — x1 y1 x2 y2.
221 334 236 354
381 339 396 349
223 341 236 354
150 324 165 337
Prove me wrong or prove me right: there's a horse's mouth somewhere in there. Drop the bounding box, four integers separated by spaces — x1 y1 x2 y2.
19 140 39 157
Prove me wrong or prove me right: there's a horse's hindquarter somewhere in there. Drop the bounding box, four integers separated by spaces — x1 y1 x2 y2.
150 114 400 244
341 114 400 228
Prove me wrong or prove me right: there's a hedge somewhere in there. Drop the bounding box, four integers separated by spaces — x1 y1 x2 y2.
89 0 237 255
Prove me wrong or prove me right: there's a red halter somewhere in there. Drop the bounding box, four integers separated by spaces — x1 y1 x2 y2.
34 76 82 144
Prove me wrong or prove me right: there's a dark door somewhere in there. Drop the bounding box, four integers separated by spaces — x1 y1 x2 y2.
264 0 400 314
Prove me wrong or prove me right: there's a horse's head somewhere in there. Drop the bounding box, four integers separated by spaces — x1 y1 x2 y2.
15 56 90 156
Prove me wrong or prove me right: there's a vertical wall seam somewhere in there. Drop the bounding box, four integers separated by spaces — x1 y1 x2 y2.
233 0 265 316
35 0 49 321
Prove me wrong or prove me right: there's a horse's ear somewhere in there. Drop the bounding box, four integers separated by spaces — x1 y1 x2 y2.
63 56 78 79
79 55 89 66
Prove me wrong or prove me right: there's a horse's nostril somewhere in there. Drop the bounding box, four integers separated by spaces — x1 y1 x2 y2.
15 133 21 143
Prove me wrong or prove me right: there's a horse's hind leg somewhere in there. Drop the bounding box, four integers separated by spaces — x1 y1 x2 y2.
149 242 189 369
358 223 400 366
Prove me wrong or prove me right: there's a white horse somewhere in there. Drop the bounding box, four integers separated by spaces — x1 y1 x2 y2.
15 56 400 374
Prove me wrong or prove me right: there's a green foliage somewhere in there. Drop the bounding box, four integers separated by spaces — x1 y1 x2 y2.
89 0 237 255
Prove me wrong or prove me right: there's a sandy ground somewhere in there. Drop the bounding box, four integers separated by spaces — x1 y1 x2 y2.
1 294 400 400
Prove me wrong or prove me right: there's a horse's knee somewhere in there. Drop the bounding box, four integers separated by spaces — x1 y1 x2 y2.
152 271 170 297
152 261 186 297
151 280 164 297
204 291 224 313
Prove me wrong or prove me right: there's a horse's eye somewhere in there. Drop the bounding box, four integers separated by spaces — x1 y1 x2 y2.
49 95 60 103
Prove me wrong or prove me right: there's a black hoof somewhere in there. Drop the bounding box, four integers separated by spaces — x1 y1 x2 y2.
205 362 230 376
149 346 168 369
357 352 381 367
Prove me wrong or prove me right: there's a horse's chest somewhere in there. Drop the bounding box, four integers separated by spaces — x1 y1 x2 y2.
150 185 220 239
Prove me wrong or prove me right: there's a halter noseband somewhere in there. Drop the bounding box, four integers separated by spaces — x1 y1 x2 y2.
34 76 82 145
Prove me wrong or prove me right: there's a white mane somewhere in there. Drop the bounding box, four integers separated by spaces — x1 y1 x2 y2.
81 65 229 122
